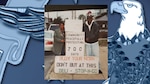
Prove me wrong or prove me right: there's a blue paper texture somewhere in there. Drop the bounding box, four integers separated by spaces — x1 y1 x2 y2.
0 0 150 84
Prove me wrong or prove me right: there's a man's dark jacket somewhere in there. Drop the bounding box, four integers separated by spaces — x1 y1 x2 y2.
83 21 100 43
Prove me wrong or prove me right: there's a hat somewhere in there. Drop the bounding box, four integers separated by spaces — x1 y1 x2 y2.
87 11 94 19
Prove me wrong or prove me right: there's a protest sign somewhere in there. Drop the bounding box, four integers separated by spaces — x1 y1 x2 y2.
54 56 99 74
65 31 85 56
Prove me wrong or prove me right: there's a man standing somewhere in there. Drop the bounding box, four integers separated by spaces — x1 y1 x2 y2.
83 13 102 73
83 14 100 56
52 21 65 55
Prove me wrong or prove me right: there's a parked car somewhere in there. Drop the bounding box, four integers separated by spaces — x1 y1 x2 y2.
44 31 54 51
48 24 59 31
44 24 59 51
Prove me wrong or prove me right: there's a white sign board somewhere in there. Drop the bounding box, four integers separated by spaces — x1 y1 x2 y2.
65 20 83 32
65 31 85 56
54 56 99 74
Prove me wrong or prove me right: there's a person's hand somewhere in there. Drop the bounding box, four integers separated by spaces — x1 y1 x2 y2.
61 40 65 42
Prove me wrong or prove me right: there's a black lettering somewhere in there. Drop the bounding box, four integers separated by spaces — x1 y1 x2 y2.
79 47 82 51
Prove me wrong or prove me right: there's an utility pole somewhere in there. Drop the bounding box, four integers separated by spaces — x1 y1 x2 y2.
72 11 73 19
72 10 76 19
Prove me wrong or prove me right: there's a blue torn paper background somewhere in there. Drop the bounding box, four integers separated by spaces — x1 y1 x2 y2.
0 0 47 83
